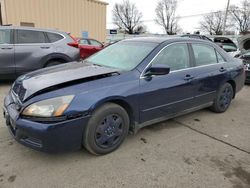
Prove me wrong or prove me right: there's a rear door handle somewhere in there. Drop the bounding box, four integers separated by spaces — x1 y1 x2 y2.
40 46 50 49
184 74 194 81
219 67 227 72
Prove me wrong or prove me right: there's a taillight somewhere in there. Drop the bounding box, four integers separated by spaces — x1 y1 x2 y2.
67 41 79 48
68 34 79 48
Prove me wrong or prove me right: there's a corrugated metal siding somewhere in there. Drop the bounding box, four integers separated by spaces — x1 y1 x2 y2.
3 0 107 41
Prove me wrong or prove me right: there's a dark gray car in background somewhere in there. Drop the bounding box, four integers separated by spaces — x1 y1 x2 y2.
0 26 80 79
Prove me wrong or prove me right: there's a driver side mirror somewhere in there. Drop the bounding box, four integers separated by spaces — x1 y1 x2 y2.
144 64 170 77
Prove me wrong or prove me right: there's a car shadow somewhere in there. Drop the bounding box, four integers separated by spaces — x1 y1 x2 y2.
0 80 14 86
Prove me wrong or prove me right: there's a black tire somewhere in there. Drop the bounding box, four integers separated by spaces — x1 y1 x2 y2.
45 61 63 67
83 103 129 155
210 83 234 113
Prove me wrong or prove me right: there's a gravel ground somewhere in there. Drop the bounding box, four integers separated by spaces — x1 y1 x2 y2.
0 83 249 188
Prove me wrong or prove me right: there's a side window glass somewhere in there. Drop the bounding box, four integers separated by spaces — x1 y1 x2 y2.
89 39 102 47
0 30 11 44
152 43 190 71
17 30 46 44
192 44 217 66
47 32 63 43
216 51 226 63
79 39 89 45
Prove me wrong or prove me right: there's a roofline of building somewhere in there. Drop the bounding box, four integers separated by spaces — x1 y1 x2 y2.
88 0 108 6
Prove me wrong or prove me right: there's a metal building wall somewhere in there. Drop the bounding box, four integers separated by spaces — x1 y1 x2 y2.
1 0 107 42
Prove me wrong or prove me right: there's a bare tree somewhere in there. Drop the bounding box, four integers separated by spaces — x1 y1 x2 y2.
229 0 250 34
112 0 143 34
155 0 180 35
199 11 224 35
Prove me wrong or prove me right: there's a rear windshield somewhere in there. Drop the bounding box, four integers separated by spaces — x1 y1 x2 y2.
87 41 157 71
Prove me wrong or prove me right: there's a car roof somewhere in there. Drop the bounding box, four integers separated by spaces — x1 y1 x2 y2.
0 26 67 34
78 38 100 41
122 37 214 45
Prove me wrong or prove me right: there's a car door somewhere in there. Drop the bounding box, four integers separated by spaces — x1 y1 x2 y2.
88 39 103 55
139 43 198 123
0 29 15 77
79 39 90 59
14 29 51 76
80 39 103 59
189 43 230 105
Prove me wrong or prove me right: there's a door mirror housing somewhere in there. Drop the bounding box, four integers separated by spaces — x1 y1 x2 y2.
144 64 170 77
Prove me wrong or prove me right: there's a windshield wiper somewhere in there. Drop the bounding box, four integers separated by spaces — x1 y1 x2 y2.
82 60 102 67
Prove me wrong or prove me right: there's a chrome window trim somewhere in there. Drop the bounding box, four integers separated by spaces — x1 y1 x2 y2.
190 41 227 63
14 30 66 45
140 42 188 79
140 42 227 79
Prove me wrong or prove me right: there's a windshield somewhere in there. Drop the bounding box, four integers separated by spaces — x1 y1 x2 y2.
87 41 157 71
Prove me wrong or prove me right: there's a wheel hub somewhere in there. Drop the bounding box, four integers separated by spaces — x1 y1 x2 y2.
95 114 123 148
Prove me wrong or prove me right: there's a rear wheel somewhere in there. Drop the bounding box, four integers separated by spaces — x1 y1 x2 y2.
45 60 63 67
210 83 234 113
83 103 129 155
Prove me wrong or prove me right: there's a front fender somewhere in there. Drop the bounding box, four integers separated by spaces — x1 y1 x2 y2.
89 96 131 113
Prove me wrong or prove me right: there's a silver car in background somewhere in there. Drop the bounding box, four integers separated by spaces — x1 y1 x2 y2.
0 26 80 79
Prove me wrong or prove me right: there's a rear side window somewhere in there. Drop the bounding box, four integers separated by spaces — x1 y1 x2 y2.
0 29 11 44
79 39 89 45
192 44 217 66
17 30 46 44
47 32 64 43
89 39 102 47
152 43 190 71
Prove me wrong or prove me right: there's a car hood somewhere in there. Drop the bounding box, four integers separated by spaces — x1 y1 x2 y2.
238 34 250 51
214 37 237 47
12 62 119 102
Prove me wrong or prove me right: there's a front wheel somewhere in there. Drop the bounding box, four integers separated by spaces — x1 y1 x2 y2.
210 83 234 113
83 103 129 155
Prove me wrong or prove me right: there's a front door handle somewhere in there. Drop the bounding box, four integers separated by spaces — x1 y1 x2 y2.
184 74 194 81
219 67 227 72
1 47 13 50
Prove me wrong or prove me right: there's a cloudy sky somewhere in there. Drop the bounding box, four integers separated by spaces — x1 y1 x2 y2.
105 0 241 34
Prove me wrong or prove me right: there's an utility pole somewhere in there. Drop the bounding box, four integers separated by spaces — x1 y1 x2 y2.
223 0 231 35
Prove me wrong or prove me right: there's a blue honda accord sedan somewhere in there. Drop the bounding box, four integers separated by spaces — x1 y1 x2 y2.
3 37 245 155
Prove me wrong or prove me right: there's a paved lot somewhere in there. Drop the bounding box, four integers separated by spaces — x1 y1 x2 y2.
0 82 250 188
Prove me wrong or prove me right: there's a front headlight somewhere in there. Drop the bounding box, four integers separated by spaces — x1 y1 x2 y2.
22 95 74 117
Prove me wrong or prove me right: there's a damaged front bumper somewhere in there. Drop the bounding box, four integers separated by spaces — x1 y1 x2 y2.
3 92 90 153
